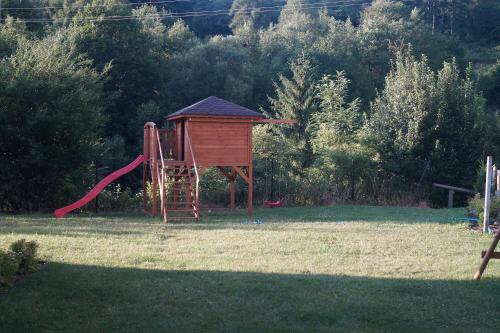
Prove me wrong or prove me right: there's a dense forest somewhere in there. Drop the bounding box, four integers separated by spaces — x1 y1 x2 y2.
1 0 499 212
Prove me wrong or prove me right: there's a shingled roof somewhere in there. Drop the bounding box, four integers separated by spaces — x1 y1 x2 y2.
167 96 263 120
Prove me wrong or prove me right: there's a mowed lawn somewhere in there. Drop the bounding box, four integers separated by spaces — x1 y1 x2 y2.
1 205 499 332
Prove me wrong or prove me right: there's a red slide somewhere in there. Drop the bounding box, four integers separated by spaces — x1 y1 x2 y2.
54 155 145 218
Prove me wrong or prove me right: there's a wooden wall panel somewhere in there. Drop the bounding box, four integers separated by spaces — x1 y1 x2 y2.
185 121 250 166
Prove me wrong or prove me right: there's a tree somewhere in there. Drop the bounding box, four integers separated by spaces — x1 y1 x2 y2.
62 4 171 159
229 0 284 30
0 17 27 58
310 71 373 202
365 50 485 203
267 53 317 142
0 31 104 212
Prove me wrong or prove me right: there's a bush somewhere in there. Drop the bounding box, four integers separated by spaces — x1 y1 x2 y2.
98 184 138 212
468 194 500 223
0 250 20 287
9 239 39 274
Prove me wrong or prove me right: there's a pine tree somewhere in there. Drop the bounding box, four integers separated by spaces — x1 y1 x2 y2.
267 53 317 142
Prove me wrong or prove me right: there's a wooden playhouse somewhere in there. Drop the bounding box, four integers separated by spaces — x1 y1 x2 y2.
143 96 292 222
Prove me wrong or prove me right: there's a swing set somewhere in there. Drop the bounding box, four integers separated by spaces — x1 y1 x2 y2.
264 158 283 208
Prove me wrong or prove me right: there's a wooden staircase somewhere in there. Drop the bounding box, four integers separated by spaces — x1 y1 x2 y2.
161 165 199 222
144 122 201 223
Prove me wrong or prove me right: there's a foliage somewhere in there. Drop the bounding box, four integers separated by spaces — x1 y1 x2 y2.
0 31 104 212
0 250 20 287
0 0 499 210
468 193 500 223
265 54 317 169
97 184 139 212
364 50 487 204
0 238 39 288
9 239 39 274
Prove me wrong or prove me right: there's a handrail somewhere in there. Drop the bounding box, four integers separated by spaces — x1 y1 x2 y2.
156 128 165 170
155 127 167 220
184 123 200 210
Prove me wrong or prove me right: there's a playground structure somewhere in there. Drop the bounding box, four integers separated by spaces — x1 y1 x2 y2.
432 183 476 208
474 156 500 280
55 96 293 221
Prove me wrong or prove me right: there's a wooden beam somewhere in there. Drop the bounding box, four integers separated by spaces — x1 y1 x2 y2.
230 169 236 210
481 251 500 259
475 229 500 279
448 190 455 208
151 128 158 216
247 124 253 215
217 167 235 180
484 157 493 233
253 119 297 125
232 166 250 184
432 183 476 194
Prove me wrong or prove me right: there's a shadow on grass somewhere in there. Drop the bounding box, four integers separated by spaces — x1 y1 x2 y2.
0 263 498 332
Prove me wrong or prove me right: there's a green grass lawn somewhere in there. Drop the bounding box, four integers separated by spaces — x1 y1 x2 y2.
1 205 499 332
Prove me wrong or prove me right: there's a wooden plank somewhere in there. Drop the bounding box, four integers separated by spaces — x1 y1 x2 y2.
497 170 500 193
193 143 247 148
176 121 183 160
432 183 476 194
230 168 236 210
481 251 500 259
232 166 249 184
475 230 500 279
448 190 455 209
247 124 253 215
186 150 248 165
484 157 493 233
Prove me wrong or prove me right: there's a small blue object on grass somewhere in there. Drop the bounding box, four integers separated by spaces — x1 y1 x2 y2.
241 219 263 224
455 217 479 223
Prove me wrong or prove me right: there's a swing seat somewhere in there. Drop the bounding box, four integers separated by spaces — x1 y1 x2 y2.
264 200 282 208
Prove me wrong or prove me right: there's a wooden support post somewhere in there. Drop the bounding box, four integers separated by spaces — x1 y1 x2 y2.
247 124 253 215
151 128 158 217
448 190 455 208
143 126 149 212
484 156 493 233
474 230 500 280
185 169 191 209
173 174 179 209
230 169 236 210
176 121 183 160
247 164 253 215
497 170 500 196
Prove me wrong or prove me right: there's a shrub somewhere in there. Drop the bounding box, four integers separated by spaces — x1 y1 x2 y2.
9 239 39 274
0 250 20 287
468 194 500 223
98 184 138 212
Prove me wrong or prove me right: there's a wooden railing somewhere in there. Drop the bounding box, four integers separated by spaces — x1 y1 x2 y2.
158 128 177 160
156 128 166 221
184 125 200 214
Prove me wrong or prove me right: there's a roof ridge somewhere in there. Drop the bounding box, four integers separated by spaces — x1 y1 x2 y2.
167 96 263 119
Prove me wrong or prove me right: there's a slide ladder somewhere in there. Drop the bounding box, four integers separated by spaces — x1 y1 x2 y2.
161 165 199 222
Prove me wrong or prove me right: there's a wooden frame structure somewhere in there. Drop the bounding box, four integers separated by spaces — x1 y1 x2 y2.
432 183 476 208
474 156 500 279
142 96 293 222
